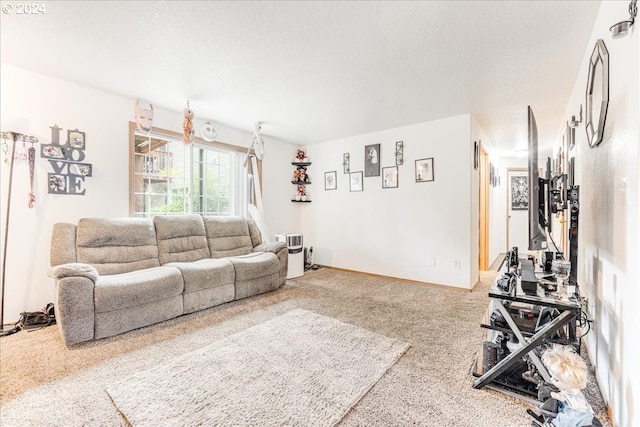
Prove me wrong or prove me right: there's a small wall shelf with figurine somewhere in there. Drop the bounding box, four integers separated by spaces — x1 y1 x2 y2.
291 149 311 202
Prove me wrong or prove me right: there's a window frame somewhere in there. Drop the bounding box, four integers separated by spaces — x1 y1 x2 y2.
128 122 261 217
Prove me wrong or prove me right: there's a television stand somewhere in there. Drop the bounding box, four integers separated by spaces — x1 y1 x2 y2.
472 254 582 401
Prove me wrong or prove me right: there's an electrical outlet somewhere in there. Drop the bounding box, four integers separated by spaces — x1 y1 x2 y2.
453 260 460 270
427 257 436 267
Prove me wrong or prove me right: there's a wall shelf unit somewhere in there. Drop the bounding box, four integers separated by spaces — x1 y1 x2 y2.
291 158 311 202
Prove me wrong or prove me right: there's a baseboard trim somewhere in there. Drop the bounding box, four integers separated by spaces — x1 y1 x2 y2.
319 265 473 292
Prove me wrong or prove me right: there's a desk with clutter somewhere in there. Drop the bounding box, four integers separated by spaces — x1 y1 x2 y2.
472 248 602 427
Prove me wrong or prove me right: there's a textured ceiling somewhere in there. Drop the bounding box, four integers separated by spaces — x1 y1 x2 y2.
0 1 602 153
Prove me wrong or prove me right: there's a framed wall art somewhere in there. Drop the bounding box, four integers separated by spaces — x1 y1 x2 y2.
473 140 479 170
324 171 337 190
349 171 363 192
415 158 434 182
382 166 398 188
395 141 404 165
364 144 380 177
343 153 350 174
511 175 529 210
68 129 86 149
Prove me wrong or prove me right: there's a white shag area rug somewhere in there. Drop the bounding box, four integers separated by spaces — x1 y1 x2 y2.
105 308 410 427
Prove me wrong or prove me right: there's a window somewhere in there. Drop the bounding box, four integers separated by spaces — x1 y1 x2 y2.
129 123 251 218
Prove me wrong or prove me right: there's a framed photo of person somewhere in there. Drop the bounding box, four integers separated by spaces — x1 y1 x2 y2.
364 144 380 177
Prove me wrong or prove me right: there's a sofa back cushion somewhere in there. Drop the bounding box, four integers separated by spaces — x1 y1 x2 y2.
51 222 78 266
247 220 262 248
154 215 210 264
75 218 160 275
203 217 254 258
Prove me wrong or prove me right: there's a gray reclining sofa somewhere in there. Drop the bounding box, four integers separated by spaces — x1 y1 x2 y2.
49 214 288 346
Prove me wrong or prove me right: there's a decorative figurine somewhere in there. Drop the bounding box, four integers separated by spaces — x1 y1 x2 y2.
295 184 308 201
134 99 154 135
182 103 195 144
295 149 308 163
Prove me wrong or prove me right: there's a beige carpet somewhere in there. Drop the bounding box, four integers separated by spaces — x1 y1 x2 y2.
0 266 611 426
106 308 410 426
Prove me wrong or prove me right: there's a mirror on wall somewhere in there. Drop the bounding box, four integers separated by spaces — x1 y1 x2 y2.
585 39 609 148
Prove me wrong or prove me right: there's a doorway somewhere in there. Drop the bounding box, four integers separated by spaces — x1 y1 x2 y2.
479 146 489 271
506 168 528 253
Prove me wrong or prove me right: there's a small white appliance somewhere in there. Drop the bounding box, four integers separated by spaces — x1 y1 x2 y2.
275 232 304 279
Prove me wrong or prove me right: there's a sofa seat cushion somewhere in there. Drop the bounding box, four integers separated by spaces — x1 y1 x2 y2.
165 258 235 293
229 252 279 280
228 252 280 300
94 266 183 314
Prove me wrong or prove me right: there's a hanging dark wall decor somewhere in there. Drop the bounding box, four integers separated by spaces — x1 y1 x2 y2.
511 175 529 210
395 141 404 165
41 125 93 195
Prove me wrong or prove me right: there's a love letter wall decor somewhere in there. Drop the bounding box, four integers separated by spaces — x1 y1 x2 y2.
41 125 93 195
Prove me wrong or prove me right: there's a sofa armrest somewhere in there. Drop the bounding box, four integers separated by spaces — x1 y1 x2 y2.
49 263 97 346
48 262 99 281
253 241 287 254
253 242 288 286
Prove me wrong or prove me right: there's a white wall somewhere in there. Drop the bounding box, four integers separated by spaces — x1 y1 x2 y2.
557 2 639 424
0 64 299 322
301 114 476 289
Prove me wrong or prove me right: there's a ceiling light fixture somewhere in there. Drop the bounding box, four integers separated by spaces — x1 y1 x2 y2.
610 0 637 39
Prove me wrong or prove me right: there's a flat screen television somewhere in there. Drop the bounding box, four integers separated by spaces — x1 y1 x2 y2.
527 106 548 251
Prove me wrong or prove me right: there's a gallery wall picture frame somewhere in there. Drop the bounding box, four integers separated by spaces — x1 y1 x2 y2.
564 121 575 152
415 158 434 182
349 171 363 192
364 143 380 177
382 166 398 188
68 129 86 149
511 175 529 210
395 141 404 165
343 153 350 174
473 140 479 170
324 171 337 190
489 162 494 186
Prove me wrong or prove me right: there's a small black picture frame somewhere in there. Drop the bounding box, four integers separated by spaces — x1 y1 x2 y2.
324 171 337 190
349 171 363 192
415 158 434 182
382 166 398 188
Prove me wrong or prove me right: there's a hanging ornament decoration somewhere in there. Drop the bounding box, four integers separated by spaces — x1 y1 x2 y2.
134 99 154 135
1 134 9 164
200 121 217 142
182 100 195 144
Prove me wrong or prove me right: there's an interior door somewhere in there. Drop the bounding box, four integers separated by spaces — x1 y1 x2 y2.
479 147 489 270
507 168 529 253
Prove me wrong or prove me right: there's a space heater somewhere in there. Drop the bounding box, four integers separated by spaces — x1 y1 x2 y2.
275 232 304 279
